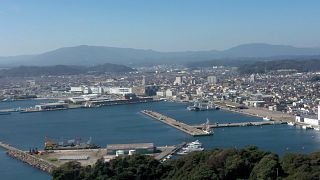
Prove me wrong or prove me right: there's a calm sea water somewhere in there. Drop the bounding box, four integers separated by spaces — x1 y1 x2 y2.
0 100 320 180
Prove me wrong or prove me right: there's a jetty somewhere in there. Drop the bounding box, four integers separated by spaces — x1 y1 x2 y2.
141 110 210 136
192 121 286 129
155 142 186 160
0 141 58 173
142 110 286 136
0 108 18 113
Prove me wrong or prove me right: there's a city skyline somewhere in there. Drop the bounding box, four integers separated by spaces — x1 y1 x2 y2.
0 0 320 55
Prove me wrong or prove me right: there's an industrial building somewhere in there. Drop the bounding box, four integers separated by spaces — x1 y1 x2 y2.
106 143 155 155
174 76 182 85
105 87 132 95
207 75 217 85
295 105 320 126
35 103 68 111
132 86 159 96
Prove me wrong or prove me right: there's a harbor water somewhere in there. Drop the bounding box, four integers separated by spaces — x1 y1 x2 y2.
0 100 320 180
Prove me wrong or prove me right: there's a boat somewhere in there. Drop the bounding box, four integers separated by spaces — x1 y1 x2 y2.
165 154 172 159
1 98 14 102
301 125 313 130
177 140 204 155
287 122 296 126
44 137 99 150
187 106 200 111
262 117 271 121
314 126 320 131
202 118 214 135
187 100 218 111
186 140 202 146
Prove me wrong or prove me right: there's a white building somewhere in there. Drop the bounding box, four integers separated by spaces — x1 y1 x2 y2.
83 87 92 94
26 80 36 86
165 89 174 97
249 74 255 83
70 86 84 94
35 102 68 111
107 87 132 95
196 87 203 96
174 76 182 85
156 91 165 97
142 76 146 86
207 76 217 85
90 86 104 94
295 104 320 126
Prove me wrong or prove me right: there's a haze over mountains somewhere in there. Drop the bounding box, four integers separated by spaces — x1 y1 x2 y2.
0 63 135 77
1 43 320 67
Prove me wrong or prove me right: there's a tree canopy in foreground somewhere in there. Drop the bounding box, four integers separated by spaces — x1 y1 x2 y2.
52 146 320 180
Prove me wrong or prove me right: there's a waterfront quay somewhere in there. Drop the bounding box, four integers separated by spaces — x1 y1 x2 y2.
0 140 182 172
141 110 210 136
192 121 286 129
155 142 186 161
142 110 286 135
54 145 181 163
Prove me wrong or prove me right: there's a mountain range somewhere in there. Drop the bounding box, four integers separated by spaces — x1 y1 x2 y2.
1 43 320 67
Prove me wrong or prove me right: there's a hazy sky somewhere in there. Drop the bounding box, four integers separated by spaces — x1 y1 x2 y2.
0 0 320 56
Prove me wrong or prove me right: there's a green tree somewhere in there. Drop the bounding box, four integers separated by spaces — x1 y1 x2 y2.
249 154 280 180
52 161 85 180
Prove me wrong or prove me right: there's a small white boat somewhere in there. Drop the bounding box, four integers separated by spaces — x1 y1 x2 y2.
177 140 204 155
288 122 296 126
314 126 320 131
302 125 313 130
202 119 214 135
262 117 271 121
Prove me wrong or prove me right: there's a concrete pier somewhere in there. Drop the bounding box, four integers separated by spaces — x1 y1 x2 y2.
155 143 186 160
141 110 286 135
141 110 210 136
192 121 286 129
0 141 58 174
0 108 17 113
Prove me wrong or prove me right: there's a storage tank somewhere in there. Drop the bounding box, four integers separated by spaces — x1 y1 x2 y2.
128 150 136 156
116 150 124 157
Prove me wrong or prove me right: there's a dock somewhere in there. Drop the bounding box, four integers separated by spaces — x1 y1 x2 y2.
192 121 286 129
141 110 210 136
0 108 19 113
0 141 58 173
142 110 286 135
155 142 186 160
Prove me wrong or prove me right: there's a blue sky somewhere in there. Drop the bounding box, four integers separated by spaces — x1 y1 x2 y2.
0 0 319 55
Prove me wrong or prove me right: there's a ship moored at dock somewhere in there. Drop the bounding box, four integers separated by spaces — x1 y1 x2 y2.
44 137 99 150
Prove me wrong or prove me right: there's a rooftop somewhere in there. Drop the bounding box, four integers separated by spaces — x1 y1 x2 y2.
106 143 154 150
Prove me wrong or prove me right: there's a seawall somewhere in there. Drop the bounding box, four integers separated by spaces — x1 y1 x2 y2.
0 141 58 174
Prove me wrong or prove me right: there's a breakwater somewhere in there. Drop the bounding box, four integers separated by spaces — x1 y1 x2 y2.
0 141 58 174
141 110 210 136
192 121 286 129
